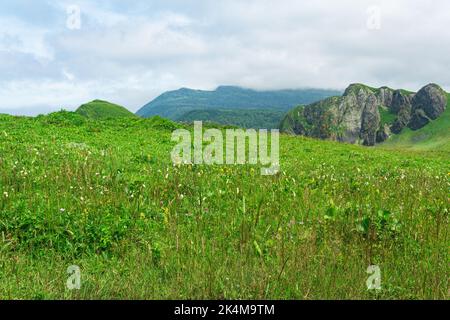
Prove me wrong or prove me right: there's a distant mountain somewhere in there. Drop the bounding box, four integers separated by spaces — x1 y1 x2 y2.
280 83 449 148
136 86 341 121
178 108 286 129
76 100 136 120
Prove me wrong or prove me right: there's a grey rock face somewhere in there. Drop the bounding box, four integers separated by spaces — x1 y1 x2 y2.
339 89 371 143
390 92 413 134
409 109 431 130
391 90 412 114
391 107 412 134
377 87 394 107
376 124 391 143
408 84 447 130
360 94 381 146
381 90 413 134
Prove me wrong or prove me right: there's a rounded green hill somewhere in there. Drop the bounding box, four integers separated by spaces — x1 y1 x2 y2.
76 100 136 120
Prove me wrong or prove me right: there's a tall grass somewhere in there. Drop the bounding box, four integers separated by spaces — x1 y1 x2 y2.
0 114 448 299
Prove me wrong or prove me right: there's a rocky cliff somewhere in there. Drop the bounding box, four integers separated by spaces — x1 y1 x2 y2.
280 83 447 146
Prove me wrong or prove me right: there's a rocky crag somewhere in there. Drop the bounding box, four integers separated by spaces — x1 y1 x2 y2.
280 83 447 146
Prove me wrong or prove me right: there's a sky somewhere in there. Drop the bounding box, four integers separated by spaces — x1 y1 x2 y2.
0 0 449 115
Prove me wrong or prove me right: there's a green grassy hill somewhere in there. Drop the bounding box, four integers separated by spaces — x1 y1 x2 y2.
380 93 450 152
76 100 136 120
0 113 447 299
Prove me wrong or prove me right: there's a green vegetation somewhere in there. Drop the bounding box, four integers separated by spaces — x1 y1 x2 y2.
381 93 450 152
399 89 415 95
76 100 136 120
0 112 448 300
344 83 380 95
379 106 397 126
279 105 308 133
345 84 414 97
179 108 286 129
280 97 342 138
137 86 341 120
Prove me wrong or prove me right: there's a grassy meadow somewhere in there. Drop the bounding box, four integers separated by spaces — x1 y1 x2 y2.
0 111 448 300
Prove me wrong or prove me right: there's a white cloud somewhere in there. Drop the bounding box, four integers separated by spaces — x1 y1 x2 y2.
0 16 53 60
56 16 206 61
1 0 450 114
62 69 75 81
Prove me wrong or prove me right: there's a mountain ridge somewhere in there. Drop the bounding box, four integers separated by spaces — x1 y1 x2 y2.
280 83 448 148
136 86 341 120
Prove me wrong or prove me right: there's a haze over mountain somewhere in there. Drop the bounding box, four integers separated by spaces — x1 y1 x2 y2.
136 86 341 122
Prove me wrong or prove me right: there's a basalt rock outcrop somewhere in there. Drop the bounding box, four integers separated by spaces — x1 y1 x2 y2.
409 84 447 130
280 83 447 146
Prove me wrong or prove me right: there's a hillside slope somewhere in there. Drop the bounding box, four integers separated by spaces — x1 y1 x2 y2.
136 86 341 120
76 100 136 120
178 108 285 129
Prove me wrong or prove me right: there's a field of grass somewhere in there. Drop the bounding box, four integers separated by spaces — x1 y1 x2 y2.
0 111 448 300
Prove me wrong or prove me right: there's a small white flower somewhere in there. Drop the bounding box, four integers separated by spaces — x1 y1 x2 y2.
60 208 66 212
3 191 8 198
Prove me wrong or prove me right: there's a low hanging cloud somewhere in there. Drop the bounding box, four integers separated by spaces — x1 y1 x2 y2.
0 0 449 115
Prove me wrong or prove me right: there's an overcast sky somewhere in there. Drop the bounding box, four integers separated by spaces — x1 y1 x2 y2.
1 0 449 115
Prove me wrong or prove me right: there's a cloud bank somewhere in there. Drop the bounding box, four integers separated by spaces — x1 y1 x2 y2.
1 0 449 114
